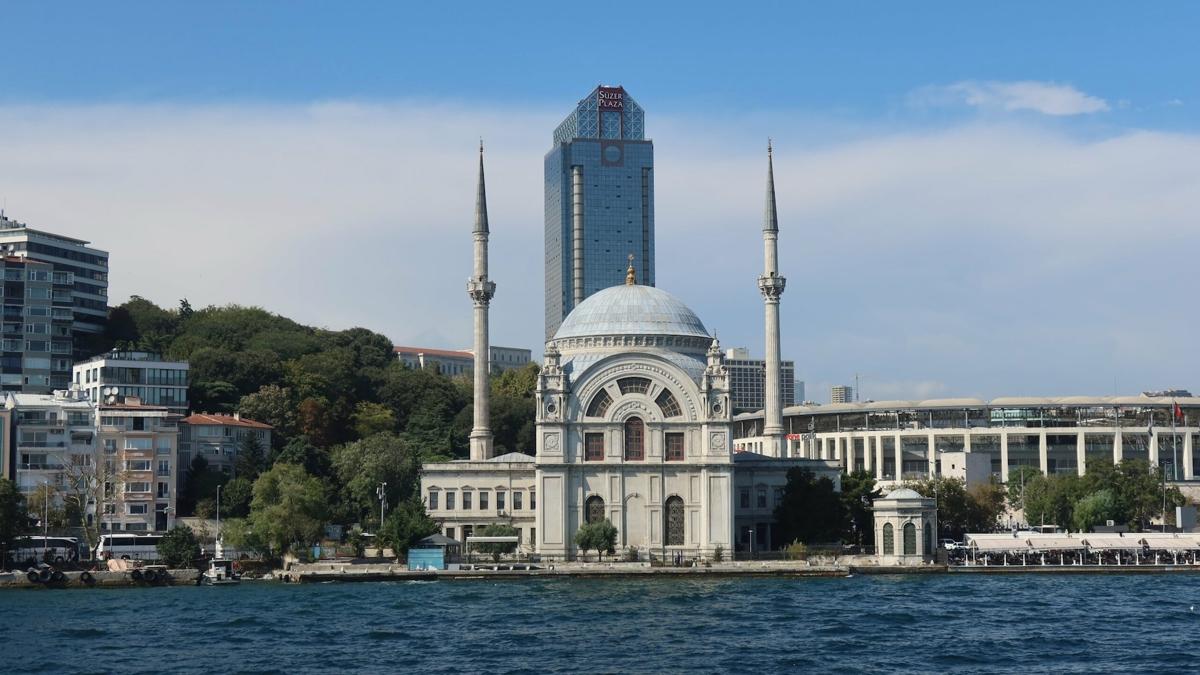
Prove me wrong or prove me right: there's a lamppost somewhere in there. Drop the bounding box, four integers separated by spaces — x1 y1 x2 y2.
42 481 50 561
748 528 755 558
377 482 388 528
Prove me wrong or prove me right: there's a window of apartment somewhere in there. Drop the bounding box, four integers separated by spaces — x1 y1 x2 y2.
125 523 148 532
157 459 170 476
445 527 455 541
740 489 750 509
530 491 536 509
479 492 489 510
157 482 170 498
666 433 685 461
428 491 439 510
496 491 505 512
25 322 48 333
126 460 152 472
127 503 148 515
124 438 152 450
757 489 767 509
103 439 117 452
513 491 523 510
445 491 455 510
462 491 472 510
125 482 151 493
25 340 48 352
585 433 604 461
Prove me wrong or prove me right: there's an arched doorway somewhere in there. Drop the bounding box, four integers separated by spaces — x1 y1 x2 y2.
664 496 684 546
585 495 605 524
903 522 917 555
624 418 644 461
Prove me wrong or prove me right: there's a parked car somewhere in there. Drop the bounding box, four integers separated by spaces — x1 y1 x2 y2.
940 539 961 551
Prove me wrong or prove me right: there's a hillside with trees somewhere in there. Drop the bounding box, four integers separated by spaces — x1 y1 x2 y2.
102 297 539 552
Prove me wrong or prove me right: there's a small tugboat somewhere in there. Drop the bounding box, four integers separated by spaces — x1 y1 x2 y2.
202 559 240 586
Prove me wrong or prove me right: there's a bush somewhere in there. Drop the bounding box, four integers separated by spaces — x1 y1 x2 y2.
157 526 200 568
785 540 808 560
712 545 724 562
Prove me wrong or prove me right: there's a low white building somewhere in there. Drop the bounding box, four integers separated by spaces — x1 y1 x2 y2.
422 452 537 551
873 488 938 565
74 350 189 415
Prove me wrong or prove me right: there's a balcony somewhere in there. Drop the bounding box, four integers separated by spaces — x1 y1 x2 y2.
17 441 67 449
19 463 63 471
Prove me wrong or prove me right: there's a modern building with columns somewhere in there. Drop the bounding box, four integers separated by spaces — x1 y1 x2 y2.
733 396 1200 486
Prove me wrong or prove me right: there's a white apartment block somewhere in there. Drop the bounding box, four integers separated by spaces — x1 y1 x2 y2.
74 350 189 415
179 413 272 478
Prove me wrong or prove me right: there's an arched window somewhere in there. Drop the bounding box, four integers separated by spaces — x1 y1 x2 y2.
624 417 644 461
617 377 651 395
586 389 613 417
903 522 917 555
655 389 682 418
665 496 685 545
585 495 605 524
881 523 894 555
923 521 933 555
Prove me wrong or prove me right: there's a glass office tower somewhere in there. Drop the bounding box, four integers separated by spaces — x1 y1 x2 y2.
545 85 654 339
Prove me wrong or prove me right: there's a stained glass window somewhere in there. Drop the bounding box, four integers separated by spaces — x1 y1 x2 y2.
587 389 613 417
624 418 644 461
665 496 684 545
656 390 681 418
585 433 604 461
618 377 651 395
666 433 684 461
586 496 605 524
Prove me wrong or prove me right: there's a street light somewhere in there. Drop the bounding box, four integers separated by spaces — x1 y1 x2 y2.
748 528 755 558
377 482 388 528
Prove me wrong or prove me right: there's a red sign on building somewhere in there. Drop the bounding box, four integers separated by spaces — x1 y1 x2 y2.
598 87 624 110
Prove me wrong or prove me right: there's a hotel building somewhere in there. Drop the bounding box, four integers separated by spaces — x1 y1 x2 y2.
544 85 655 339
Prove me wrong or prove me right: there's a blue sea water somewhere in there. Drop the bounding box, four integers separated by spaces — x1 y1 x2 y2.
3 574 1199 673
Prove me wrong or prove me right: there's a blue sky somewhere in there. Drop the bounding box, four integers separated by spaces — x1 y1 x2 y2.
2 2 1198 401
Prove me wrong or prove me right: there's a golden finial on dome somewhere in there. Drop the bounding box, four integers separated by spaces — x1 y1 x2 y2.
625 253 636 285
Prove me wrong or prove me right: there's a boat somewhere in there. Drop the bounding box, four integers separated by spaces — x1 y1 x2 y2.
202 559 241 586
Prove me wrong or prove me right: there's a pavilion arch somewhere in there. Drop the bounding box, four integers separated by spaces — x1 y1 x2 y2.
882 523 894 555
569 352 704 424
903 522 917 555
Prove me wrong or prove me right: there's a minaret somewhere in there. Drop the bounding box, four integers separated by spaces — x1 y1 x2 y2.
757 140 787 457
468 142 497 461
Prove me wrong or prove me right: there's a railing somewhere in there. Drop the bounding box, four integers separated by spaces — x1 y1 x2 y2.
17 441 66 448
19 463 63 471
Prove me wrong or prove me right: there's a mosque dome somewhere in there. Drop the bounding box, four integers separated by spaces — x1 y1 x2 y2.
554 284 709 341
883 488 926 500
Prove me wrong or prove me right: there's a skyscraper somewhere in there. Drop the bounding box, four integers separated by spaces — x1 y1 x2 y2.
544 85 654 339
0 213 109 392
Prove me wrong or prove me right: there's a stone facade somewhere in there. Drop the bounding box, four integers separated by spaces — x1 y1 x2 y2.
873 488 938 565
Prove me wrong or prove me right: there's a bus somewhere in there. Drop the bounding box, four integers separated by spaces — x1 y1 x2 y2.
96 533 163 561
7 536 81 567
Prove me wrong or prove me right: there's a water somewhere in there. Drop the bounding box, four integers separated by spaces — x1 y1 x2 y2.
3 574 1199 673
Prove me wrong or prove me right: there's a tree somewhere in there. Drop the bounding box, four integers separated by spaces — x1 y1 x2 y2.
273 435 332 479
57 453 126 554
156 526 200 568
238 384 299 445
247 463 327 557
574 520 618 561
378 497 439 558
221 477 254 519
1072 489 1120 532
26 484 67 532
904 476 1005 539
235 433 267 481
219 517 268 558
1006 466 1042 512
840 471 881 547
352 401 397 439
774 468 846 546
474 524 519 562
181 454 226 517
0 479 30 569
331 433 422 528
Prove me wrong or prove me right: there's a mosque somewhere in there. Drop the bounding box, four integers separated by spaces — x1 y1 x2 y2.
420 144 839 560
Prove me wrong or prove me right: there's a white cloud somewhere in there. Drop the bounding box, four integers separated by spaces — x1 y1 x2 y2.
911 80 1109 116
0 102 1196 400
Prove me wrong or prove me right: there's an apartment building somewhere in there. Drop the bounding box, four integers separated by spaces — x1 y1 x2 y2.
1 256 75 393
74 351 189 415
3 390 96 515
97 397 179 532
179 413 272 478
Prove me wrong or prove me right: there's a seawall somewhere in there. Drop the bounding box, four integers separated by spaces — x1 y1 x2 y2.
0 568 199 589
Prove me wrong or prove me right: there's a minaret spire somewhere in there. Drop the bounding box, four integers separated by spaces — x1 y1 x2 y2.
757 140 787 457
468 143 497 461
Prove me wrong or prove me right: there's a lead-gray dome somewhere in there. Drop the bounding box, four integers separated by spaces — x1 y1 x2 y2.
883 488 926 500
554 285 709 340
